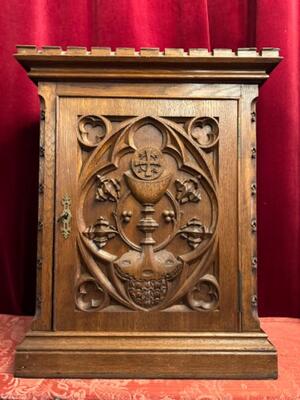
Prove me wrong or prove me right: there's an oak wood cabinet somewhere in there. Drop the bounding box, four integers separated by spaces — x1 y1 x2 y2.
14 46 281 378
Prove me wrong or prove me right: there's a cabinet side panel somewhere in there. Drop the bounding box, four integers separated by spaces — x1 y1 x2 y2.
32 83 56 331
239 84 260 331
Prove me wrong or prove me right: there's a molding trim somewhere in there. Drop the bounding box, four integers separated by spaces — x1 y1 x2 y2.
15 46 282 84
15 330 277 378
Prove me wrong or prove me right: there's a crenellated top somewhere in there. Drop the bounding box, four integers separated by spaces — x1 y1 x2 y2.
15 45 281 84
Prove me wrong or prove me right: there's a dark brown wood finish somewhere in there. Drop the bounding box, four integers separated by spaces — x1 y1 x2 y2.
14 46 281 379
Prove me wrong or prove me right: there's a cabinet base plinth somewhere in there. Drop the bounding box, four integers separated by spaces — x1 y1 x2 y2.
15 330 277 379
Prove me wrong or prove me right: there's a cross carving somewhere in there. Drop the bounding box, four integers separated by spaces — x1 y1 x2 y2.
132 147 163 180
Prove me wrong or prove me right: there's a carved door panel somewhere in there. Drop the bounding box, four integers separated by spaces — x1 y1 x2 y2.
54 96 238 332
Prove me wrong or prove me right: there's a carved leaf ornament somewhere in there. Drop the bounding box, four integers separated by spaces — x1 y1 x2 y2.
77 115 219 311
175 178 202 204
95 175 120 202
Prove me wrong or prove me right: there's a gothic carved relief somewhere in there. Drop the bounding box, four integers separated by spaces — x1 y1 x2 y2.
95 175 121 202
76 275 109 312
77 115 219 311
121 210 132 223
131 147 164 180
178 218 212 249
77 115 111 149
162 209 175 223
83 217 118 249
185 117 219 151
175 178 201 204
186 274 220 311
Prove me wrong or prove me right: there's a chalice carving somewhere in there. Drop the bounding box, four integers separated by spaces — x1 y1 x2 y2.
114 147 182 308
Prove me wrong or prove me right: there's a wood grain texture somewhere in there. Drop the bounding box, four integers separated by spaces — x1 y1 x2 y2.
14 47 281 378
15 331 277 379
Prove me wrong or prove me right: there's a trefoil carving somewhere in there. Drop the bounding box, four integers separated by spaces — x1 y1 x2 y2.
186 117 219 151
187 274 220 311
76 275 109 312
77 115 111 149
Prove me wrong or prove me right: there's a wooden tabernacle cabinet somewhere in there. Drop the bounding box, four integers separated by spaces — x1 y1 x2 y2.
14 46 281 379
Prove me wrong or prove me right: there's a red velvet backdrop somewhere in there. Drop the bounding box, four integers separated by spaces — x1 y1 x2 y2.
0 0 299 317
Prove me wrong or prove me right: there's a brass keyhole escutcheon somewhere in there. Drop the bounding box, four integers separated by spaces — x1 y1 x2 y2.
58 194 72 239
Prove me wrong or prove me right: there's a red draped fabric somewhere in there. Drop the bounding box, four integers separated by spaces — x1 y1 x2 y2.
0 0 299 316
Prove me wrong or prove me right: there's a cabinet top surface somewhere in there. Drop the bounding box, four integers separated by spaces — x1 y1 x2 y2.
15 46 282 84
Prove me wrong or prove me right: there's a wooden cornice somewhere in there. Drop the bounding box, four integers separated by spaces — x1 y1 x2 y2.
15 46 282 84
